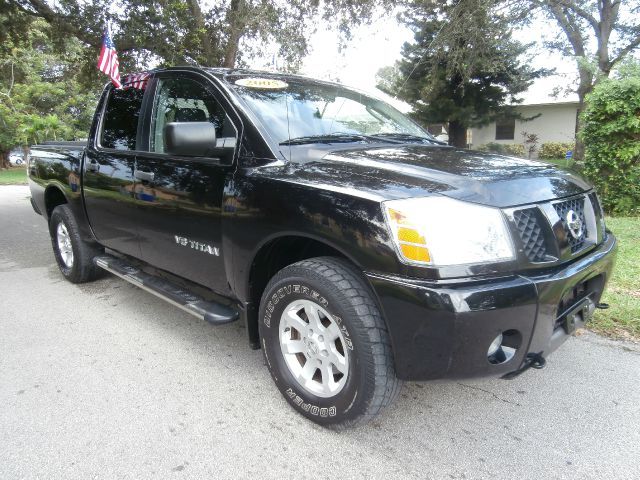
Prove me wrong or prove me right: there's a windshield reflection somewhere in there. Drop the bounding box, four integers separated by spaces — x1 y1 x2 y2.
226 76 434 145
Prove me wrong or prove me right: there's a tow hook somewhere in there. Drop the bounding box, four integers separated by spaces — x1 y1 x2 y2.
501 352 546 380
596 303 610 310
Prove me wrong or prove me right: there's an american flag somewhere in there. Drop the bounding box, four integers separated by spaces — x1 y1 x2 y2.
123 72 150 90
97 26 122 89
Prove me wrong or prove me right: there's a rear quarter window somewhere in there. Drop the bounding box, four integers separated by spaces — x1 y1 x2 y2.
101 87 145 150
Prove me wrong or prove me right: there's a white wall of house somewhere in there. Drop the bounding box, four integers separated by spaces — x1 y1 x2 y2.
469 102 579 157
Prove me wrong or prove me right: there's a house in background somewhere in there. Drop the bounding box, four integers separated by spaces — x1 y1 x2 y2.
468 100 579 157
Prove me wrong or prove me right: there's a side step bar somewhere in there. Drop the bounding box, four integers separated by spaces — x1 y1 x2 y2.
94 255 238 325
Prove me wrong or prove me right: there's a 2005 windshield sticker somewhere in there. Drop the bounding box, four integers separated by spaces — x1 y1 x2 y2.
234 78 288 89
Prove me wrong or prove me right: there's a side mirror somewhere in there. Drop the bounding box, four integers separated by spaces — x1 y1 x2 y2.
164 122 217 157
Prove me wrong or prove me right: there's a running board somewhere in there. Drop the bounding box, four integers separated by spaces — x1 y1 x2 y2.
94 255 238 325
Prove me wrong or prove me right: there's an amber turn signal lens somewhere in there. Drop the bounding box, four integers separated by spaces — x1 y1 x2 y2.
397 227 426 244
399 243 431 262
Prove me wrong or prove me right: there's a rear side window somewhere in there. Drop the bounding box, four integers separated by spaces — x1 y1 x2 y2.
101 87 145 150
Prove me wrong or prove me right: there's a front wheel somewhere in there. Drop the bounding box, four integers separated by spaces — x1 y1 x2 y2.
258 257 402 429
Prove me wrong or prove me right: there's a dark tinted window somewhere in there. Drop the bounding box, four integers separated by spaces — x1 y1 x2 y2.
101 87 145 150
495 118 515 140
151 77 232 154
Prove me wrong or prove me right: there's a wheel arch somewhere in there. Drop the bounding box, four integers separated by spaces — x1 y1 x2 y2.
244 233 362 347
43 184 69 219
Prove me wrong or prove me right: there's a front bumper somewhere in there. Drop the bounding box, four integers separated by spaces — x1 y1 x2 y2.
366 233 617 381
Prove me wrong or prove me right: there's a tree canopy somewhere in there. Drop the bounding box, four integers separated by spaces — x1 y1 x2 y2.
532 0 640 96
0 9 99 167
378 0 545 147
518 0 640 159
8 0 381 72
1 0 384 166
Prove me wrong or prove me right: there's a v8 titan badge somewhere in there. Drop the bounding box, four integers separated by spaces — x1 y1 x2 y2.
174 235 220 256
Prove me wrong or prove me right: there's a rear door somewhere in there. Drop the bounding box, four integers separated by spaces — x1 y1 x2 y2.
132 72 240 294
83 85 148 258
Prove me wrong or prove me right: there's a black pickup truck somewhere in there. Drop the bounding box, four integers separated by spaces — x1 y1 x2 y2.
28 66 616 428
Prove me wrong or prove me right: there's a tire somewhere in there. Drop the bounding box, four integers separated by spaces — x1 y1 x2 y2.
258 256 402 429
49 204 103 283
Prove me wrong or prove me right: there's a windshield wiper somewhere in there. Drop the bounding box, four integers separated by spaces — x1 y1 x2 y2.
280 133 372 146
279 132 446 146
369 133 448 145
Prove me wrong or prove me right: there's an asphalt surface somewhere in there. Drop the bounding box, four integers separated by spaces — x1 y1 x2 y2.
1 185 639 480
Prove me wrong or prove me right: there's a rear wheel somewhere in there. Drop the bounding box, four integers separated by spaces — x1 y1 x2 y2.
49 205 103 283
259 257 402 429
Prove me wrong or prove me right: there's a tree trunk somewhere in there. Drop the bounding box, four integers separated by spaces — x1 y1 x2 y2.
223 0 244 68
223 30 242 68
22 145 30 165
0 150 10 169
573 70 594 162
186 0 215 66
448 120 467 148
573 100 586 162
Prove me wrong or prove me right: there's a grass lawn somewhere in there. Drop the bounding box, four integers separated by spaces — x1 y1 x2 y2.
589 217 640 341
535 155 639 341
0 167 27 185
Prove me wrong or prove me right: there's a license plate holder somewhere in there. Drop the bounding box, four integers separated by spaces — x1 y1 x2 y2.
561 297 596 334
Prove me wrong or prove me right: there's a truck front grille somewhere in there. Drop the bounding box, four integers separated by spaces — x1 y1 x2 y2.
505 192 604 266
553 197 588 253
513 208 547 262
588 192 606 239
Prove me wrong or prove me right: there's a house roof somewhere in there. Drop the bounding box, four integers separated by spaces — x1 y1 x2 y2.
515 76 580 106
517 100 580 107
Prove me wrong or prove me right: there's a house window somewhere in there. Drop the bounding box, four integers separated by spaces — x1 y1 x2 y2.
495 118 515 140
427 124 445 136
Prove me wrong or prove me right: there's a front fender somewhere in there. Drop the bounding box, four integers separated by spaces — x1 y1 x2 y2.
224 170 402 301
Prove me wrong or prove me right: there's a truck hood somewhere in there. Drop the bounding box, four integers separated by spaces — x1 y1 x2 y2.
285 144 591 208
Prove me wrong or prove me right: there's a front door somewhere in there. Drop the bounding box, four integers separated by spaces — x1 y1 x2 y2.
133 73 238 294
83 86 147 258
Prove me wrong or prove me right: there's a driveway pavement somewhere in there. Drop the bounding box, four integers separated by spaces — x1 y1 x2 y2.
1 185 639 479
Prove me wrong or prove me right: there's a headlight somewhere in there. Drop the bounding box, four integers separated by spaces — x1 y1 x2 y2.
382 196 515 267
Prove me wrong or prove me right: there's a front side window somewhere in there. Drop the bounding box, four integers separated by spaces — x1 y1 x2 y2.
101 87 145 150
150 77 231 154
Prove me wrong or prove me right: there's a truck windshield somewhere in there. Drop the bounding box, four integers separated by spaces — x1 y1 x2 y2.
227 76 436 146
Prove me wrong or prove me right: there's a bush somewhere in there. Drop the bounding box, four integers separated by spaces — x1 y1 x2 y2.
581 75 640 216
539 142 575 160
503 144 526 157
477 142 526 157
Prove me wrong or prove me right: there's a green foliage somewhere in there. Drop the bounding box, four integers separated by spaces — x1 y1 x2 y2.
581 72 640 216
614 57 640 81
510 1 640 161
0 15 99 166
538 142 575 160
378 0 545 147
10 0 381 73
477 142 526 157
590 216 640 340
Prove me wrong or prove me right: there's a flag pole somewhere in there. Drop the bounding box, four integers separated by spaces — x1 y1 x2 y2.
96 16 122 89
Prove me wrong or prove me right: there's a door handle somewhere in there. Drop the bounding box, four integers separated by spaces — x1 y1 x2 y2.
87 161 99 172
134 169 155 182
